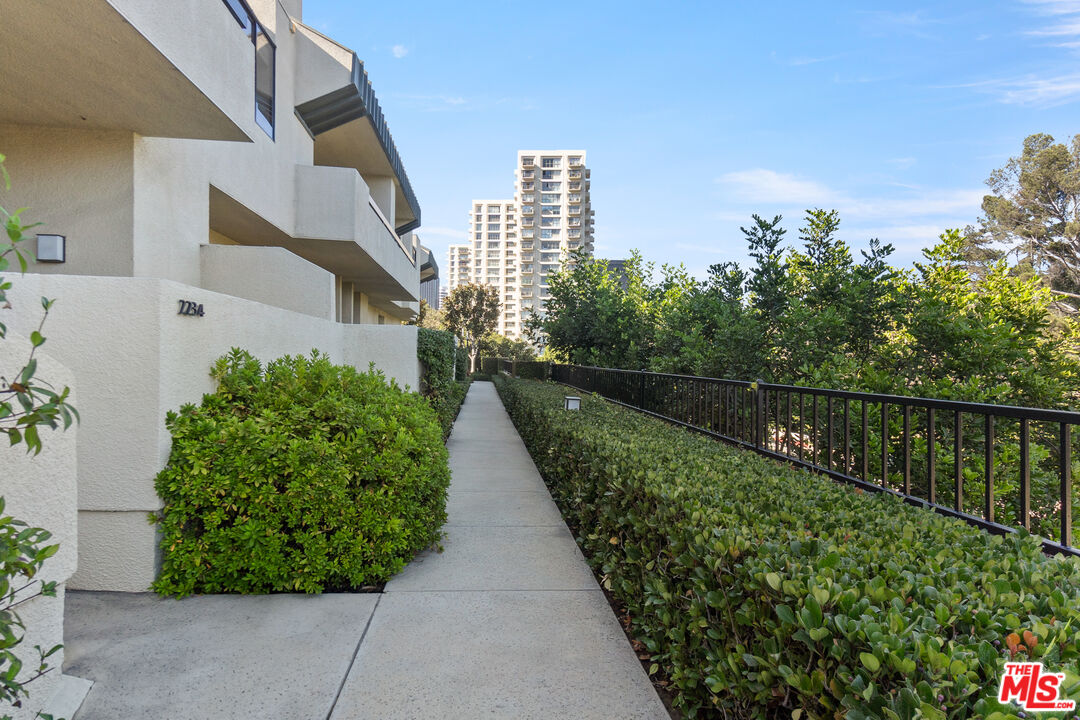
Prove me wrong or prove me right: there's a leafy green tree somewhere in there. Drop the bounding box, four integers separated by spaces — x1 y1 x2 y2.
878 229 1080 406
978 133 1080 301
743 215 789 375
477 332 537 362
651 262 764 379
527 251 658 369
443 283 500 372
408 299 445 330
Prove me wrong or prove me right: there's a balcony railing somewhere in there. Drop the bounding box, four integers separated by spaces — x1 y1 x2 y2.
367 197 416 264
488 362 1079 558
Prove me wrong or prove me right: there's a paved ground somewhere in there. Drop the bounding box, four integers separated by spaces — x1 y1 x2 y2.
63 381 667 720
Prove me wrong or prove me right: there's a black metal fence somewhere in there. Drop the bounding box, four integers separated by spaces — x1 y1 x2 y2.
485 359 1078 557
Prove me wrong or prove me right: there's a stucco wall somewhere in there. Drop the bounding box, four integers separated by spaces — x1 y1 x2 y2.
0 338 77 720
0 124 135 277
5 274 417 591
200 244 335 320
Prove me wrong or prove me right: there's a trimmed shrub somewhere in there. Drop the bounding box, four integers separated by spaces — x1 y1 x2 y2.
493 376 1080 720
418 328 470 438
514 360 550 380
153 349 449 597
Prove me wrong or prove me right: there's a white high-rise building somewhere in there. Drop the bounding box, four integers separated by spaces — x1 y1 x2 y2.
446 151 593 340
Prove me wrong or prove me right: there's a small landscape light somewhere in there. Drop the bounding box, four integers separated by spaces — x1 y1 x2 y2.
564 395 581 411
36 234 66 263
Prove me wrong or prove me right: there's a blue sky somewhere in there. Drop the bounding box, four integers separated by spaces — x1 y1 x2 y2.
304 0 1080 279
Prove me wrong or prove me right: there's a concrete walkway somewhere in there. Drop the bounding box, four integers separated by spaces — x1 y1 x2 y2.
63 381 667 719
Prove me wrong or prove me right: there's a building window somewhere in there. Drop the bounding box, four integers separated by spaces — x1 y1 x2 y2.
541 182 561 191
541 194 560 203
540 229 560 239
540 205 560 216
223 0 254 33
522 156 535 166
487 223 500 231
541 170 560 180
540 217 560 227
254 23 275 138
488 233 500 240
541 157 560 168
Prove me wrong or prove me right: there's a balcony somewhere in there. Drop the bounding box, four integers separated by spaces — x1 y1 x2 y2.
294 25 420 235
568 207 582 216
289 164 418 301
569 170 583 179
0 0 252 141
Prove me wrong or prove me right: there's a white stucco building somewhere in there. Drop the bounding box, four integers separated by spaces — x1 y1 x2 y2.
0 0 427 632
446 151 594 340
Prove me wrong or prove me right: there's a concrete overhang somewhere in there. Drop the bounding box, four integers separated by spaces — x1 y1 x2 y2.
419 246 438 283
293 24 420 236
0 0 250 141
210 170 419 304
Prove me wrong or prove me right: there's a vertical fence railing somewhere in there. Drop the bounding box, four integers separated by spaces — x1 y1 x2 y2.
488 361 1080 558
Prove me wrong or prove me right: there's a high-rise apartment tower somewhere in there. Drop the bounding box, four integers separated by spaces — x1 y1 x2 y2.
447 150 593 339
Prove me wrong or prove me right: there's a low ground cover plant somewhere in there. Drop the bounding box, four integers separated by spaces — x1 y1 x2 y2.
418 328 470 438
153 349 449 596
493 375 1080 720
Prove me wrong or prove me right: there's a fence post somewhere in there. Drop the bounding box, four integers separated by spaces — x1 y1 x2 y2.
638 372 646 410
754 380 765 450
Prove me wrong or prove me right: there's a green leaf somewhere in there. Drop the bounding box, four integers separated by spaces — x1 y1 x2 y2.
860 652 880 673
776 604 796 625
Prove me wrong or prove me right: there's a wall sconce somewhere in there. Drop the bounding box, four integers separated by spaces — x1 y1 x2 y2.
36 234 66 263
563 396 581 411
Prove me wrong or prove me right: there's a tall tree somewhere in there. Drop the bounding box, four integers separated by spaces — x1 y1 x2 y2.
526 251 658 369
408 299 445 330
978 133 1080 301
443 283 500 372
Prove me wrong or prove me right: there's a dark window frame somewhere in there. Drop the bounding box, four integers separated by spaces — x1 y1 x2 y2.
221 0 275 140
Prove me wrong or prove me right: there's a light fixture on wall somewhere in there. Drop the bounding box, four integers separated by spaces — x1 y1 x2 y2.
563 396 581 411
36 234 66 263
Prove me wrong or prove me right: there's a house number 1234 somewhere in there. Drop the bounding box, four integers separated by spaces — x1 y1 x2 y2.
178 300 205 317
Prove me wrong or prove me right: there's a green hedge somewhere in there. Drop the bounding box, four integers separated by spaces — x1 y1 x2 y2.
418 328 469 438
153 349 450 596
493 376 1080 720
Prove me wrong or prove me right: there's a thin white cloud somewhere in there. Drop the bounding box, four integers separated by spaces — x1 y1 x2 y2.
887 157 917 169
946 74 1080 106
712 168 983 255
715 169 840 206
392 44 409 58
1021 0 1080 15
1020 0 1080 49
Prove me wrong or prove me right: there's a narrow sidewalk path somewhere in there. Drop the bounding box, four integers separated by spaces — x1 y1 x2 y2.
329 381 669 720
